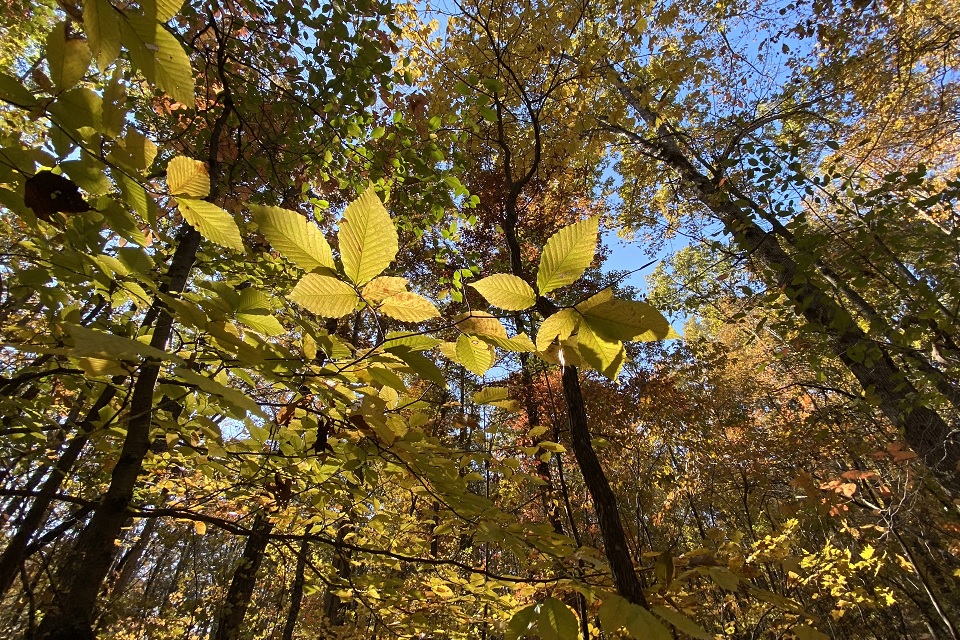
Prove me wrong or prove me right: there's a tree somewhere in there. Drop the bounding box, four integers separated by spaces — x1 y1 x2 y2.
1 0 958 638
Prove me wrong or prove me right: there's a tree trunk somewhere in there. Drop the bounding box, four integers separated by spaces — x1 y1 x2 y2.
612 77 960 495
281 539 308 640
213 514 274 640
560 365 649 607
323 524 354 626
34 226 203 640
0 386 117 597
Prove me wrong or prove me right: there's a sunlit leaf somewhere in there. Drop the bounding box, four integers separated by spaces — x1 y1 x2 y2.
120 13 195 109
251 204 334 271
455 311 508 338
167 156 209 197
288 274 358 318
47 22 91 91
536 308 579 351
379 292 440 323
455 334 494 376
580 298 674 342
83 0 121 72
339 185 398 285
577 321 624 380
469 273 536 310
537 216 599 295
176 198 243 252
362 276 408 302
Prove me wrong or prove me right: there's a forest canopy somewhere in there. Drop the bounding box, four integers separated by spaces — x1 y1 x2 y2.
0 0 958 638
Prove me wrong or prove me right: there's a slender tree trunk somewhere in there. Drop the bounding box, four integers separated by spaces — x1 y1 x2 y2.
560 365 648 607
108 504 164 599
34 227 202 640
213 514 274 640
281 539 308 640
612 77 960 495
323 523 354 626
0 386 117 596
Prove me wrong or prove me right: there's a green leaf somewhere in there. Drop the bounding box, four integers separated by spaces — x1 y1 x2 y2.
48 88 103 134
384 332 441 351
581 298 674 342
455 334 494 376
575 288 613 312
577 322 624 380
362 276 408 302
505 604 538 640
177 198 243 252
599 595 671 640
538 598 579 640
167 156 209 197
338 185 398 285
101 70 126 138
650 606 711 640
66 324 181 364
236 311 284 336
83 0 121 72
536 308 580 351
707 567 739 591
379 292 440 323
120 13 195 109
537 216 599 295
390 347 447 387
47 22 92 91
144 0 184 21
0 72 37 106
478 332 536 352
288 274 358 318
173 367 265 418
368 366 406 392
251 204 334 271
469 274 536 310
473 387 509 404
109 130 158 173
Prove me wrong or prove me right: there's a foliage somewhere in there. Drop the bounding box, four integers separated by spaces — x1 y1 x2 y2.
0 0 958 638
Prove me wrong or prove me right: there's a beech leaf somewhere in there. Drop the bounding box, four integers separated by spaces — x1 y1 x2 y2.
251 204 334 271
537 216 599 295
167 156 209 197
455 334 494 376
469 273 536 310
288 274 359 318
339 185 398 285
176 198 243 252
120 13 195 109
47 22 92 91
83 0 121 71
379 292 440 323
536 308 580 351
538 598 579 640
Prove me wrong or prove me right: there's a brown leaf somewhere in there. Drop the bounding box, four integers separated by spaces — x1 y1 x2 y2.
24 171 91 221
275 403 296 426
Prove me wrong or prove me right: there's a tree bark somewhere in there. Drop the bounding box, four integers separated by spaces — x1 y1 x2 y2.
34 226 202 640
560 365 649 607
281 539 308 640
0 386 117 597
213 514 274 640
611 77 960 495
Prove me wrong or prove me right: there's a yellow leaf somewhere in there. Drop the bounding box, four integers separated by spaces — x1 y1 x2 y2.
167 156 210 197
338 185 398 285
